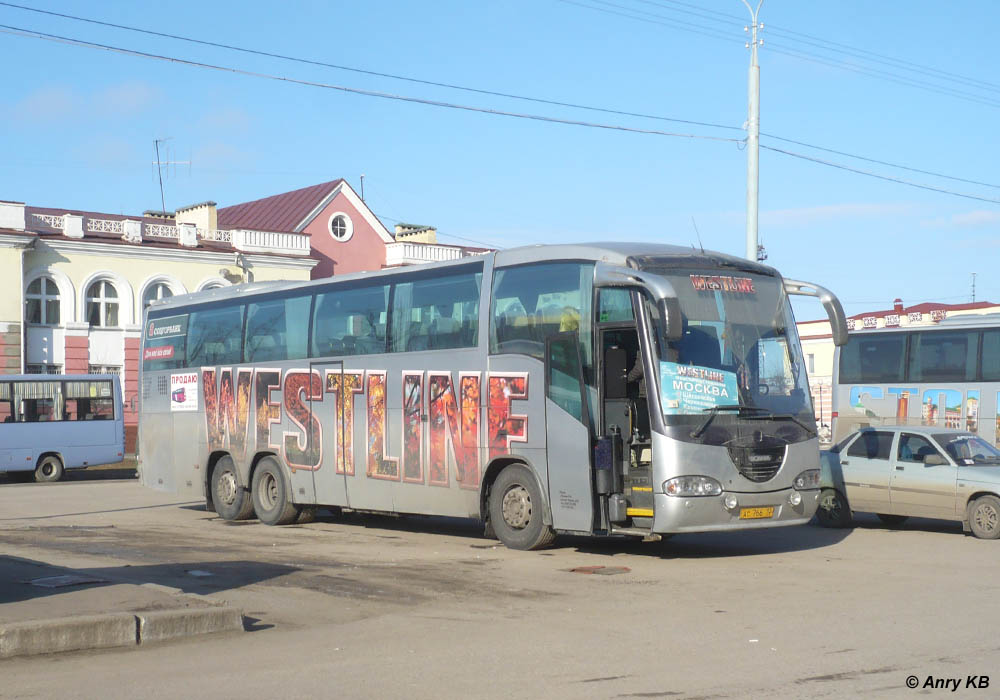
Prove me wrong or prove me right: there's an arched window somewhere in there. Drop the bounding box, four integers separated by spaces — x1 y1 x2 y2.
25 277 60 325
86 280 119 327
143 282 174 309
201 282 226 291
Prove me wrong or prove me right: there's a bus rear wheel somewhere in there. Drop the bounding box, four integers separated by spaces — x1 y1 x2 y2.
34 455 64 483
488 464 555 550
251 457 300 526
211 456 254 521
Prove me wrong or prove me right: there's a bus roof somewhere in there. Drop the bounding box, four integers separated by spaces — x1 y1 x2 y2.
148 241 777 314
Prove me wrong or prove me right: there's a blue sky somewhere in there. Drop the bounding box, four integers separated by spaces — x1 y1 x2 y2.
1 0 998 320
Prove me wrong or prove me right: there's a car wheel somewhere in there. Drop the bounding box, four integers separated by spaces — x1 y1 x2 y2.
252 457 300 526
34 455 64 483
876 513 908 527
968 495 1000 540
488 464 555 550
211 456 254 521
815 488 852 528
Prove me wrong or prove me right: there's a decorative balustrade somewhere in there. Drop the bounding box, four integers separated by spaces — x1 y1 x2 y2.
232 229 309 254
33 213 309 256
87 218 124 234
32 213 64 229
145 224 179 239
385 241 466 266
199 228 232 243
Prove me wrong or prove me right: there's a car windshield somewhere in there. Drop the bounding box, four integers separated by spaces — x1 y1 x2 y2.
638 266 815 446
933 434 1000 465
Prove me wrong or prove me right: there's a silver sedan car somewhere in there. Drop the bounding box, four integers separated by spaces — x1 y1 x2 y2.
816 426 1000 539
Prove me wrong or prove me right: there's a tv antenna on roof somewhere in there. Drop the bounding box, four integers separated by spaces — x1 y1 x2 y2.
151 138 191 213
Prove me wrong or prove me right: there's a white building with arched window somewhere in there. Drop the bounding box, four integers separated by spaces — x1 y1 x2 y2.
0 199 316 452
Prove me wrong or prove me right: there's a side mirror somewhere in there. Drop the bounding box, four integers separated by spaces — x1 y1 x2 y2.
783 278 849 347
923 453 948 466
594 263 682 341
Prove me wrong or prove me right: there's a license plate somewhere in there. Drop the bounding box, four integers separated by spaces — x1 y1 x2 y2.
739 506 775 519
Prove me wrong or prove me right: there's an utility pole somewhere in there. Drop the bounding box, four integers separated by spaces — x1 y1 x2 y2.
971 272 977 302
742 1 764 262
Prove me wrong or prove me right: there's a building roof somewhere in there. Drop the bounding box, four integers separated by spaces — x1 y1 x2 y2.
217 180 343 233
799 300 998 326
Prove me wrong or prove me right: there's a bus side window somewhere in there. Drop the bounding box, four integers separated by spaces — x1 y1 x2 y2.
0 381 11 423
311 283 390 358
984 330 1000 381
187 304 245 366
245 295 311 363
490 262 594 368
391 269 481 353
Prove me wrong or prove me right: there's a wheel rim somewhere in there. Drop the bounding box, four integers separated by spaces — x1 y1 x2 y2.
501 484 532 530
974 502 999 534
820 492 842 518
41 460 55 477
262 472 279 510
218 471 238 506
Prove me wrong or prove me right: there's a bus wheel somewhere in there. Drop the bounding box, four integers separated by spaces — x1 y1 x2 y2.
251 457 300 526
211 456 254 521
968 495 1000 540
815 488 852 528
34 455 64 483
489 464 555 550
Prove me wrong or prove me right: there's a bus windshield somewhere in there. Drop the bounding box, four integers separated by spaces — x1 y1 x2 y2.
641 267 814 444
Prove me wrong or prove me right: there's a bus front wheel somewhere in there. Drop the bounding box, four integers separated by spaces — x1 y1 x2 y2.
211 456 254 521
251 457 300 526
488 465 555 550
34 455 64 483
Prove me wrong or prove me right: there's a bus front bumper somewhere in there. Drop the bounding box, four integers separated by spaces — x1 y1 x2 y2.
651 488 820 533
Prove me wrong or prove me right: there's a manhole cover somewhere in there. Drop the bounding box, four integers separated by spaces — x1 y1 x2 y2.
28 575 107 588
568 566 630 575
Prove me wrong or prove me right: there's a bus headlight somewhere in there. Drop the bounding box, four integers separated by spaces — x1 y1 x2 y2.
793 469 820 490
664 476 723 497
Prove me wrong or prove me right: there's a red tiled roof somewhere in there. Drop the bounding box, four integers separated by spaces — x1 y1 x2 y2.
217 180 343 233
799 300 998 325
847 300 996 321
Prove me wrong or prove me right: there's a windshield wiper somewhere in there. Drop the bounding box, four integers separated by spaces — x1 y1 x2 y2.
690 405 768 439
741 412 818 436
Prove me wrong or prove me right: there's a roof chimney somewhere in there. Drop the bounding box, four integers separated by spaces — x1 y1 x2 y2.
893 298 903 313
175 201 218 232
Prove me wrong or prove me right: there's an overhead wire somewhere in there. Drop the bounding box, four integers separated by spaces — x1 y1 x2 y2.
759 144 1000 205
0 0 741 134
641 0 1000 94
558 0 1000 109
0 24 744 144
2 10 998 203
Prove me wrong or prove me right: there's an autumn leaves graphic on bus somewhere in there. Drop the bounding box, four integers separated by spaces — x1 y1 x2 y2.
201 368 529 489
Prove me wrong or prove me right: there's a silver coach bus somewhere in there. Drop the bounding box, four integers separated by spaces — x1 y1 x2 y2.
831 313 1000 446
138 243 847 549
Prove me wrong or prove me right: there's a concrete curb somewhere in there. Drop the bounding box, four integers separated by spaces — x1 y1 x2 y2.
137 607 245 645
0 608 245 659
0 613 137 659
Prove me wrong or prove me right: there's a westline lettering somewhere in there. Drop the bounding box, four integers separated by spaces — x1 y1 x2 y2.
690 274 755 294
202 368 529 489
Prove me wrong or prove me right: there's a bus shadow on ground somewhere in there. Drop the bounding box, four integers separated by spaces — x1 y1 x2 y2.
0 555 299 605
562 520 855 559
300 510 857 557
